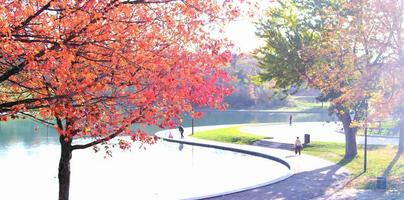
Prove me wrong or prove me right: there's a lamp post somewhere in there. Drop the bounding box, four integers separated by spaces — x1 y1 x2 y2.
191 118 194 135
364 100 368 173
350 107 367 173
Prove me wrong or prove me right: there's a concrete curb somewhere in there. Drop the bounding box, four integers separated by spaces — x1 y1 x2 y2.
155 129 293 200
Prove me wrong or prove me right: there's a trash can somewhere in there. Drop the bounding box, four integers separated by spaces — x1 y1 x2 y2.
376 176 387 189
304 134 310 144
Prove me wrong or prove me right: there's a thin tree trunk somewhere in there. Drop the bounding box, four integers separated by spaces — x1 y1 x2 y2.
58 136 72 200
340 111 357 159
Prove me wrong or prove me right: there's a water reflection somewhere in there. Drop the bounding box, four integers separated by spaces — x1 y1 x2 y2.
0 111 334 149
0 140 290 200
182 110 333 127
0 119 58 150
178 143 184 151
0 111 317 199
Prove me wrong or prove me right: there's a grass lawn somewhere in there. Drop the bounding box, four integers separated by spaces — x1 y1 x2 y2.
357 120 399 136
303 142 404 190
191 125 403 191
191 126 268 145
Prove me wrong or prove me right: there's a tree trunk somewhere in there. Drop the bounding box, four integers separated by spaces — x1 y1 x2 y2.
58 136 72 200
340 111 357 159
399 117 404 153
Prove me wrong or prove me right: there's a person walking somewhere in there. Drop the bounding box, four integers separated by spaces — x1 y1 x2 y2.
289 115 293 126
294 136 302 155
178 125 184 139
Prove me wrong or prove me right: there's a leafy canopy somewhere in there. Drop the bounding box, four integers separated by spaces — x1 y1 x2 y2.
0 0 244 147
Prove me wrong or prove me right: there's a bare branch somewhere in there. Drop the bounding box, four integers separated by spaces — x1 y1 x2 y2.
19 112 55 126
0 95 66 109
71 113 143 150
13 1 54 32
122 0 178 4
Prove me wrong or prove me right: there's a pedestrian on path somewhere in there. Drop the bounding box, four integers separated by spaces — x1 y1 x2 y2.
294 136 302 155
178 125 184 139
289 115 293 126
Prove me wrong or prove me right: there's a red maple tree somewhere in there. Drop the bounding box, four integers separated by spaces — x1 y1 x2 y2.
0 1 243 199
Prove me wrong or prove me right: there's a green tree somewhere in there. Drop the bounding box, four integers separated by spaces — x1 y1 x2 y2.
257 0 403 158
255 0 367 158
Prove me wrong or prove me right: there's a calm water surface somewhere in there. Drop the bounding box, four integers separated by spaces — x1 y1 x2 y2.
0 140 289 200
0 110 333 148
0 111 330 199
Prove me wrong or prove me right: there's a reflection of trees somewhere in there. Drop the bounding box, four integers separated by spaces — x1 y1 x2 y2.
0 114 336 149
0 119 58 148
182 111 334 127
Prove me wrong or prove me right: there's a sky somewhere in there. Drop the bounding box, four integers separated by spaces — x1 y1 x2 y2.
225 19 263 53
223 1 271 53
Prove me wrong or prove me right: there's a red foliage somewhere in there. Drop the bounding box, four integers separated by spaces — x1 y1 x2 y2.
0 0 246 145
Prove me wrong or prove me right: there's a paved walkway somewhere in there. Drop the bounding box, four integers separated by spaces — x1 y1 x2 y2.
205 163 348 200
239 122 399 146
159 122 401 200
158 123 350 200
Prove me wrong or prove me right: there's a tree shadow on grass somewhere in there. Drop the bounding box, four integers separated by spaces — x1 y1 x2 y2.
362 151 402 190
336 156 355 167
363 145 386 151
383 151 402 177
334 156 365 189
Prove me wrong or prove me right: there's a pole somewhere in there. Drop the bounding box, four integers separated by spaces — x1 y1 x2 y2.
364 122 368 173
364 101 368 173
191 118 194 135
192 145 194 166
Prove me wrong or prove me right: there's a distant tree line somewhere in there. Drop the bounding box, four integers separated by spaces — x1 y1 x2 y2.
224 54 288 109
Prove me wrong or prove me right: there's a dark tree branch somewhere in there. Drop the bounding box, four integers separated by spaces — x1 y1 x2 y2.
71 114 143 150
71 131 121 150
12 38 54 43
19 112 55 126
13 1 54 32
0 95 66 109
122 0 178 4
56 117 64 130
6 79 47 95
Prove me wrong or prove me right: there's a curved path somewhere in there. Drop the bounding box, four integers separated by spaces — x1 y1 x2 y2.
158 123 351 200
240 122 399 146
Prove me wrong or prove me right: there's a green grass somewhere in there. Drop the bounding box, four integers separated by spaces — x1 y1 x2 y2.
380 120 399 129
192 126 267 145
304 142 404 190
357 120 399 136
192 125 404 190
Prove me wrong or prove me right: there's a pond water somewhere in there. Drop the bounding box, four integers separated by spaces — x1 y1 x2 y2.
0 110 333 148
184 110 333 127
0 110 330 199
0 139 289 200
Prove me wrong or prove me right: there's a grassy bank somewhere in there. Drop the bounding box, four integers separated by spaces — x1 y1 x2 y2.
357 120 399 137
192 126 403 191
192 126 267 145
303 142 404 190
